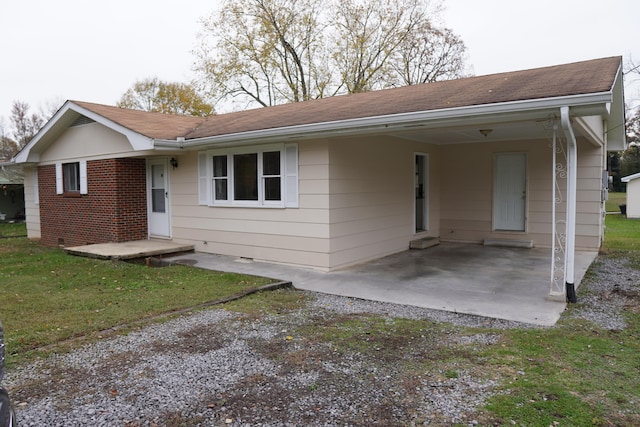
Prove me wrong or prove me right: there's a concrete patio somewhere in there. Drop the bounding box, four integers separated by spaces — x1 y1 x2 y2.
63 239 597 325
64 240 194 260
163 243 597 326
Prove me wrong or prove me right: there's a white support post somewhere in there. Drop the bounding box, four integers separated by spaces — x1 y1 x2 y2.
561 106 577 302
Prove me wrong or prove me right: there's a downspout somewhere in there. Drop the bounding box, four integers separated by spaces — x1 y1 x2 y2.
560 106 578 303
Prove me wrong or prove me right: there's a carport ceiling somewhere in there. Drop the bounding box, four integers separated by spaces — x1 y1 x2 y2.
391 119 554 145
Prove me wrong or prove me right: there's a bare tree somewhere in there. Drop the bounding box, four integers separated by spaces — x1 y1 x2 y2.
10 101 44 148
390 21 467 86
195 0 331 108
194 0 466 108
0 118 19 160
117 78 214 116
331 0 426 93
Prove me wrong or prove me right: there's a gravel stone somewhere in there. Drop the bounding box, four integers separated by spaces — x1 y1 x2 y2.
4 254 634 426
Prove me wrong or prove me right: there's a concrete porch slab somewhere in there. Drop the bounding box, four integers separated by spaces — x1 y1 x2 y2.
163 243 597 326
65 240 194 260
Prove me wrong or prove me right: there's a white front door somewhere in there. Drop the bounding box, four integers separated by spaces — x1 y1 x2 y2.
493 153 526 231
148 158 171 238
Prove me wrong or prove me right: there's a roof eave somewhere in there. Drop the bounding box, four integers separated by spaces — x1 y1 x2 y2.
13 101 154 164
604 64 626 151
155 92 615 150
621 172 640 183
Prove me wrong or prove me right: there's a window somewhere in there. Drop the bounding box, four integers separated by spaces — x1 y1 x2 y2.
55 161 88 195
198 144 297 208
63 163 80 192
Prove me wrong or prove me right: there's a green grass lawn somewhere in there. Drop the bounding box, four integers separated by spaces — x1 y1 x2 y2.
0 222 28 238
0 224 273 366
604 213 640 251
3 214 640 425
605 191 626 213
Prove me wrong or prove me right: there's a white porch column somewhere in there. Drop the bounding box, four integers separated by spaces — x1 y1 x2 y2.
561 106 577 302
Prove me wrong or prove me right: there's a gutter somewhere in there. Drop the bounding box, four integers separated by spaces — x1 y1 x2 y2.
560 106 578 303
154 91 614 149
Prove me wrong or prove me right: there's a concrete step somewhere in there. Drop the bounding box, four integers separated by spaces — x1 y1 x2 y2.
410 237 440 249
483 238 533 248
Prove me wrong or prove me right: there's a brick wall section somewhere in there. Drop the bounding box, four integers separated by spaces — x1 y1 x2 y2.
38 158 148 247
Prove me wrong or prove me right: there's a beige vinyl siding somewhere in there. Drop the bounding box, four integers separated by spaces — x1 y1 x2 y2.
575 140 606 249
169 140 333 270
170 132 603 270
326 135 440 269
22 165 41 240
39 122 137 162
438 138 604 250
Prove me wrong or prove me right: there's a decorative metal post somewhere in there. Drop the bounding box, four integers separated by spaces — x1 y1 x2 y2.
549 121 567 299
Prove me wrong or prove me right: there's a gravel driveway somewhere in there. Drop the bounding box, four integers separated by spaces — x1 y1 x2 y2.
5 254 636 426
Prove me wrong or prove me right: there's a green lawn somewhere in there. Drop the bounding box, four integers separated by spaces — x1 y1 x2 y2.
0 222 27 238
3 214 640 425
605 191 626 213
604 213 640 251
0 224 273 366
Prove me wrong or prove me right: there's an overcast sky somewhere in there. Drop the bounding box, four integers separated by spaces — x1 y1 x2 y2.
1 0 639 127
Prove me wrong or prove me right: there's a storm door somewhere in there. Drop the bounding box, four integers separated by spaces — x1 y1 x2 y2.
148 158 171 237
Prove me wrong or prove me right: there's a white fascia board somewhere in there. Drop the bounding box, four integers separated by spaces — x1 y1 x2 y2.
11 101 73 163
606 66 627 151
573 116 604 147
621 172 640 183
154 91 614 150
13 101 153 163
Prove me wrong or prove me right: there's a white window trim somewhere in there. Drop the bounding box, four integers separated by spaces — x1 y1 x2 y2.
55 160 88 195
198 143 298 208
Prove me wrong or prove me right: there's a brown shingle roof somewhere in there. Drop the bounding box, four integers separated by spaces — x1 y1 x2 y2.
71 101 205 140
75 56 622 141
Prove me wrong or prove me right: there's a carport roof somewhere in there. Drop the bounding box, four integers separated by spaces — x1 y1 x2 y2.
71 56 622 141
183 56 622 140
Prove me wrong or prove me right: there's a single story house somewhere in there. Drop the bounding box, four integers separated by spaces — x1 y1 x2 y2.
10 56 626 301
621 172 640 218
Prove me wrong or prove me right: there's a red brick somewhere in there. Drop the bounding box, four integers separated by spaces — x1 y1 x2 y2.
38 158 148 247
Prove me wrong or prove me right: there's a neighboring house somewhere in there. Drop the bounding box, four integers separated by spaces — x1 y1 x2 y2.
9 56 626 300
0 167 24 221
621 172 640 218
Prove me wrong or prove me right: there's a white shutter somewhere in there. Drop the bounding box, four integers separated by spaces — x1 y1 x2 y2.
55 163 63 194
33 168 39 205
198 152 209 205
79 160 88 194
284 144 298 208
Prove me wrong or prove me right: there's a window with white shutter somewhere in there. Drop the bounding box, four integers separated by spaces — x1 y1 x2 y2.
197 143 298 208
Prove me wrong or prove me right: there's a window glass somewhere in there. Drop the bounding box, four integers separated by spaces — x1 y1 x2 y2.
263 151 281 201
151 164 166 213
215 179 228 200
234 153 258 201
264 177 281 200
263 151 280 175
213 155 227 177
63 163 80 192
213 155 228 200
201 146 294 207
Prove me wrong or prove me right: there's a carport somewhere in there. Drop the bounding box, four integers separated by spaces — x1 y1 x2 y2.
165 242 597 326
